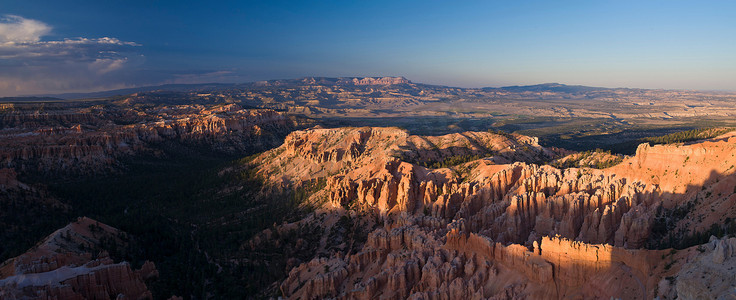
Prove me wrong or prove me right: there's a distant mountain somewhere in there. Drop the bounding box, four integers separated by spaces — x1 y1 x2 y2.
18 79 700 102
0 96 64 103
249 76 411 87
35 83 237 100
28 77 412 100
484 83 612 94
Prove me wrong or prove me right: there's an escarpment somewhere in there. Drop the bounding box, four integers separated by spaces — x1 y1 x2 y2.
0 103 295 174
250 128 736 299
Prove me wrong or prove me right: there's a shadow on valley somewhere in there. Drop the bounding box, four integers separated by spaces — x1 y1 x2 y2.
646 169 736 250
318 115 733 155
18 142 321 299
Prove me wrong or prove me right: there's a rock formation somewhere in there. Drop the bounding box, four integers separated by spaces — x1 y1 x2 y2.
5 81 736 298
249 128 736 299
552 150 622 169
253 126 557 188
0 102 295 174
0 217 158 300
672 236 736 299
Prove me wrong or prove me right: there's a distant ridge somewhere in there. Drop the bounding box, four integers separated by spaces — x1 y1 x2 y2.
336 76 411 85
0 96 64 103
34 83 236 100
252 76 411 87
26 77 412 100
18 78 719 102
484 83 611 94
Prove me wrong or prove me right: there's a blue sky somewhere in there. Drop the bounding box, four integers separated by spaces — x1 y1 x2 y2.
1 0 734 96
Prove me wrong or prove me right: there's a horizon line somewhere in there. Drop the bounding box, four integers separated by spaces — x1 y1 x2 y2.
7 76 736 99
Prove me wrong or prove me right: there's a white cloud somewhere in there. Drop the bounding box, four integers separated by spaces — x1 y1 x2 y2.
0 36 141 61
89 58 127 74
0 15 50 43
0 15 143 96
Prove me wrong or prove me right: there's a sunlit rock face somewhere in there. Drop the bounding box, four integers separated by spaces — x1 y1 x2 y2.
0 217 158 299
247 128 736 299
254 126 556 187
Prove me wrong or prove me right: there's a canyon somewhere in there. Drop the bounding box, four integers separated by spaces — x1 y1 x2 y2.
1 79 735 299
0 101 297 174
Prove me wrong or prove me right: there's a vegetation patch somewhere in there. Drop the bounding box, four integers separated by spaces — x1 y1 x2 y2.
552 149 623 169
648 201 736 250
418 154 485 169
640 127 733 145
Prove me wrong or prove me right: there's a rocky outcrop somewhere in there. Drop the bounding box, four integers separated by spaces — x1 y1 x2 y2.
672 237 736 300
0 258 154 300
261 129 736 299
281 214 667 299
0 103 295 174
552 150 623 169
609 133 736 235
0 217 157 300
322 157 659 248
0 108 101 129
263 129 736 249
254 126 557 189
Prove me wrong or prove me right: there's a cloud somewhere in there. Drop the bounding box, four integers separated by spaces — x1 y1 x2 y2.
89 58 127 74
0 15 50 43
0 39 139 61
0 15 142 96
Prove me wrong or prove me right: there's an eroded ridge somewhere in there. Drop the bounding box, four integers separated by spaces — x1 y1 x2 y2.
245 128 736 299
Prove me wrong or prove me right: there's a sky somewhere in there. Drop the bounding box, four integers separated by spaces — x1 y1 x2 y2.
0 0 734 96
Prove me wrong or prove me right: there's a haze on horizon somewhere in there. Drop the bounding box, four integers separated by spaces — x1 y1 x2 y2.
1 0 734 97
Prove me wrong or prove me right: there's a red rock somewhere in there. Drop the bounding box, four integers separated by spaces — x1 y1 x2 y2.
0 105 292 174
267 128 736 299
0 217 158 300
